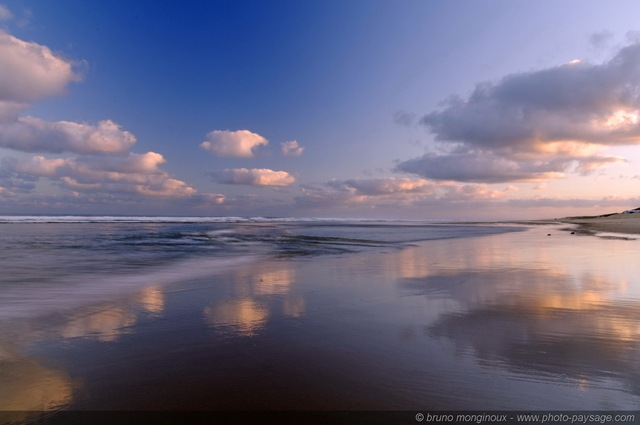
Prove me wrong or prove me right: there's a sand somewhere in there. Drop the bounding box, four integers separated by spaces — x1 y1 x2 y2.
4 223 640 424
561 213 640 235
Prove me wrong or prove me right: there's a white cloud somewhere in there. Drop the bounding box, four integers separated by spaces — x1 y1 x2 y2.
0 118 136 155
397 42 640 183
200 129 268 158
281 140 304 157
0 31 80 106
9 152 196 198
0 31 209 208
214 168 295 186
0 33 135 156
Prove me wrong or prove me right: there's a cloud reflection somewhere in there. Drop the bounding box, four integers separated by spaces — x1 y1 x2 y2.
0 283 170 420
203 264 304 337
282 295 306 318
203 299 268 337
59 306 137 342
0 346 72 412
55 285 166 342
402 268 640 395
138 286 165 316
254 269 296 295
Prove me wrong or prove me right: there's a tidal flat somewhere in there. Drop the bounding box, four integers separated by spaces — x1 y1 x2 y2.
1 219 639 423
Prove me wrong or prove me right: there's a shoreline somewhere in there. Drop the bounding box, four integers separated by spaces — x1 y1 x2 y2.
3 221 640 418
559 212 640 235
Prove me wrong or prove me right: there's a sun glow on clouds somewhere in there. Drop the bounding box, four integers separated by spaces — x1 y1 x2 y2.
4 1 640 218
215 168 296 186
0 31 79 105
11 153 196 197
0 118 136 155
601 109 640 130
200 130 268 158
0 29 202 207
397 42 640 185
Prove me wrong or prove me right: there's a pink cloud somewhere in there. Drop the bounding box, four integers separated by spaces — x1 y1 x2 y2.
200 130 268 158
214 168 295 186
10 153 196 198
0 31 80 106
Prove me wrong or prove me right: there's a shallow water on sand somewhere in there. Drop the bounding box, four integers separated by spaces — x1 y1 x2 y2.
1 220 640 421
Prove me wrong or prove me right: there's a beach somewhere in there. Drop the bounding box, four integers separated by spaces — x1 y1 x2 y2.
1 218 640 424
561 212 640 235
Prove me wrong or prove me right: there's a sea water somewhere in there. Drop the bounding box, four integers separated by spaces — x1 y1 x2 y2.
0 216 517 322
2 216 640 421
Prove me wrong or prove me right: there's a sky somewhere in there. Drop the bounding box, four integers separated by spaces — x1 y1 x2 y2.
1 0 640 220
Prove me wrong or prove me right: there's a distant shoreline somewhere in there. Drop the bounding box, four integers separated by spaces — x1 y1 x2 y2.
559 210 640 235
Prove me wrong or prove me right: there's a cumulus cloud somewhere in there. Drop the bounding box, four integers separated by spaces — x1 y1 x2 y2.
0 118 136 154
0 31 80 106
8 153 196 198
0 32 137 156
200 130 268 158
214 168 295 186
0 31 205 208
281 140 304 157
397 42 640 183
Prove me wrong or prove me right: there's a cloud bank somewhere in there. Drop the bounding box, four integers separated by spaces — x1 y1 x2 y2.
200 130 268 158
297 177 512 210
397 42 640 183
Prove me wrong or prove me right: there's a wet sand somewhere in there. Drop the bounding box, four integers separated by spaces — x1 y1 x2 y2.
561 213 640 235
3 224 640 424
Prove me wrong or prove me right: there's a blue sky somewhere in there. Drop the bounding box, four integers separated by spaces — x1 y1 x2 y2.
1 0 640 219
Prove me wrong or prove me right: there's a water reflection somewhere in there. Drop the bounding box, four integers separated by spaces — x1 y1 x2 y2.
202 264 304 336
397 230 640 398
254 269 296 295
59 305 137 342
203 299 268 336
56 285 166 342
0 283 168 418
283 295 305 318
0 344 72 412
139 286 165 316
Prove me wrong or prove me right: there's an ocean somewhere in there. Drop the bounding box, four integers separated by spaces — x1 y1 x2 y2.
1 217 639 423
0 216 515 322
